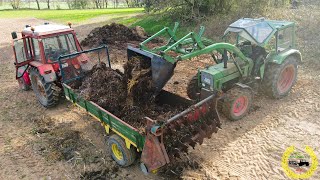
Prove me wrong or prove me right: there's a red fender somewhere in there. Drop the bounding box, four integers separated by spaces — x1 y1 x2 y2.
18 68 31 86
29 61 57 82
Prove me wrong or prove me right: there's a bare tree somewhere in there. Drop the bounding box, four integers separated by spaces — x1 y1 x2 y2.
93 0 103 8
125 0 130 7
10 0 21 9
113 0 119 8
66 0 72 9
46 0 50 9
35 0 40 10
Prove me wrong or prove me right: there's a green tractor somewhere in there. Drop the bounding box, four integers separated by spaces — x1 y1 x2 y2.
128 18 301 120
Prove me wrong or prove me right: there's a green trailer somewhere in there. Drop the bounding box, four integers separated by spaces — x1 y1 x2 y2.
57 45 221 173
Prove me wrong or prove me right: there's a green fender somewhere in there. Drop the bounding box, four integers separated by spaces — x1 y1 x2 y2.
260 49 302 79
270 49 302 64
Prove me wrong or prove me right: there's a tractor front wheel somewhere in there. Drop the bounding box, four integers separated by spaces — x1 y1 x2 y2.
263 56 298 99
222 87 252 121
187 75 200 100
29 68 60 108
107 134 137 167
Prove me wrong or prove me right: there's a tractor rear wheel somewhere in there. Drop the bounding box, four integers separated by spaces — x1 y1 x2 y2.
29 68 60 108
187 75 200 100
222 87 252 121
263 56 298 99
107 134 137 167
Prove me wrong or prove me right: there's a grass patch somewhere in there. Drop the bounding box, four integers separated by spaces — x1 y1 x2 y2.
119 16 141 25
0 8 144 23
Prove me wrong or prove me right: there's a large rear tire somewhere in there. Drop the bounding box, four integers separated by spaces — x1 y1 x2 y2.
222 87 252 121
29 68 60 108
187 75 200 100
263 56 298 99
107 134 137 167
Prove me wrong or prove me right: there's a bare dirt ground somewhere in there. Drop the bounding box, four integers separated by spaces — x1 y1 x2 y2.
0 5 320 180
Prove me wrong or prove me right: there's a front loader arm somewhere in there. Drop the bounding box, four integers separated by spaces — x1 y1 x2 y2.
178 43 254 77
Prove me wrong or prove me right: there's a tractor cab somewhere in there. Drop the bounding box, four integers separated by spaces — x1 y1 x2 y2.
12 23 90 90
223 18 296 58
11 23 99 107
20 24 81 61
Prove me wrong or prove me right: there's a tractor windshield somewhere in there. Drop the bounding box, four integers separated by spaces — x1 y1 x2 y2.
43 33 78 62
225 19 274 45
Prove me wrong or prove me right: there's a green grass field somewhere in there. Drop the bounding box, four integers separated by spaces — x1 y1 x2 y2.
0 8 144 23
0 6 185 37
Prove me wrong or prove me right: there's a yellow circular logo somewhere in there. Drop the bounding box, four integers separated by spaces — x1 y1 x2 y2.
281 145 318 179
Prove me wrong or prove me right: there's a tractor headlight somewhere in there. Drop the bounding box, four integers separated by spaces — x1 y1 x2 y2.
201 73 213 90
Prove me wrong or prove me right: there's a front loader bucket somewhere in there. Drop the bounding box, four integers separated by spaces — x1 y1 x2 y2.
127 46 175 93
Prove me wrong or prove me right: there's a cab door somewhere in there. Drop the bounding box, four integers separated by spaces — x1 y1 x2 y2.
12 37 34 79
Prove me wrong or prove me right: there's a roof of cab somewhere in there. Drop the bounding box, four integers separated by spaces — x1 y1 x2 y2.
224 18 295 46
229 18 294 30
22 24 74 37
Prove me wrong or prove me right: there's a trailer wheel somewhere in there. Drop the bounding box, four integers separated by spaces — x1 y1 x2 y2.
222 87 252 121
187 75 200 100
29 68 60 108
107 134 136 167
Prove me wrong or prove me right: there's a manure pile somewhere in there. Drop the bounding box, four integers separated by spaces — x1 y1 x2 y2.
81 23 146 48
73 60 186 130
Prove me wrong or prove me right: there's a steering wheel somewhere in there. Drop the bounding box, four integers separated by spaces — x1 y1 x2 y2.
45 43 58 50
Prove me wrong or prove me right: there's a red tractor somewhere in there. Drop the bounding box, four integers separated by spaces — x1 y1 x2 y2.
12 23 95 107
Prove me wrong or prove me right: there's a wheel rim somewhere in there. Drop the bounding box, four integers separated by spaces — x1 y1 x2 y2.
232 96 249 117
112 144 123 161
277 64 295 94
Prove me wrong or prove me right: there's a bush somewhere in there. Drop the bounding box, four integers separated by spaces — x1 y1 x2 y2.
71 0 88 9
144 0 291 22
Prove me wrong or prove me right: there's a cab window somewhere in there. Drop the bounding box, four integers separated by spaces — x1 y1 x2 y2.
43 33 78 61
277 27 294 52
32 38 41 61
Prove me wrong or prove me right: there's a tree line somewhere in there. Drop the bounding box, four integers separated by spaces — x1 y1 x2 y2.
145 0 295 21
5 0 143 10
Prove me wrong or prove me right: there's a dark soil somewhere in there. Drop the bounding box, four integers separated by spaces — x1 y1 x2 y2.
72 61 187 131
32 117 130 179
80 23 145 48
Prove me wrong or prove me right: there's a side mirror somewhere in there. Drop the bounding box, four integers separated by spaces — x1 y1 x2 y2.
11 32 17 39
